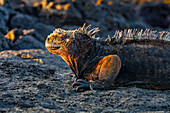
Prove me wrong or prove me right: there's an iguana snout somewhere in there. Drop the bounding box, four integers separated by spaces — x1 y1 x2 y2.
45 36 62 54
45 38 61 50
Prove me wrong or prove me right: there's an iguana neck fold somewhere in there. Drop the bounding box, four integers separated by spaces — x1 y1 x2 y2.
60 35 103 79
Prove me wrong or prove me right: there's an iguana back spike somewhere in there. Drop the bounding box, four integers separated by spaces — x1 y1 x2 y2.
164 32 170 40
85 24 92 32
76 23 100 38
48 23 101 39
106 35 111 42
105 29 170 45
157 31 165 40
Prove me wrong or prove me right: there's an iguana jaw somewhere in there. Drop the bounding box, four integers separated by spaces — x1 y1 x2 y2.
45 42 61 54
45 42 60 49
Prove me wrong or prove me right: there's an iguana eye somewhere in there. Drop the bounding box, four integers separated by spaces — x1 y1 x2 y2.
66 39 70 42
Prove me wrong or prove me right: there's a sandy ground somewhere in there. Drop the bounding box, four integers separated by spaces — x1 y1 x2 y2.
0 49 169 112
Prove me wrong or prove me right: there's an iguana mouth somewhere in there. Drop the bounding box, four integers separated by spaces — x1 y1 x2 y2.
45 43 60 50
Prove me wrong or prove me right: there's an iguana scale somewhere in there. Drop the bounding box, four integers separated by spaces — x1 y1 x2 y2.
45 24 170 91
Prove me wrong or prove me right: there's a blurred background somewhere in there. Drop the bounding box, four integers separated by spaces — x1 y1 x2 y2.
0 0 169 51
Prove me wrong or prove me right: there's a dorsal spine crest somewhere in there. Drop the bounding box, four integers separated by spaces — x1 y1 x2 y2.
48 23 170 45
106 29 170 45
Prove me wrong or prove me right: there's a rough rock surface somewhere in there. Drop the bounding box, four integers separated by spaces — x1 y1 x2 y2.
140 3 170 29
0 49 170 112
0 6 9 34
10 14 37 29
5 29 45 50
0 33 10 51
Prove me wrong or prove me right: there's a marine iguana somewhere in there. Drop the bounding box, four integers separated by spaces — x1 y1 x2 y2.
45 24 170 91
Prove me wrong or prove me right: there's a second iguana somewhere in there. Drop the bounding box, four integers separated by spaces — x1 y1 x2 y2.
45 24 170 91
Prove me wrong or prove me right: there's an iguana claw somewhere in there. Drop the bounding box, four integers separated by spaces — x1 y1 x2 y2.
76 79 89 83
72 79 92 91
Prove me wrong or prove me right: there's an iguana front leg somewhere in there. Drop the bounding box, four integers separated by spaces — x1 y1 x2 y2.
73 55 121 91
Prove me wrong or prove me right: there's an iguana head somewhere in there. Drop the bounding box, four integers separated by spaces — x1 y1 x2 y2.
45 24 100 56
45 28 74 55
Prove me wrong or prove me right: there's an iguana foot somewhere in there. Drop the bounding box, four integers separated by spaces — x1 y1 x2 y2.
73 79 93 91
72 55 121 91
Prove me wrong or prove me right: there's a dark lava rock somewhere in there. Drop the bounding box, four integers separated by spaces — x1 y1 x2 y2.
129 21 150 29
105 16 128 30
10 13 37 29
0 6 9 23
140 3 170 29
0 18 8 34
5 28 23 43
36 0 83 26
0 6 9 34
72 0 103 21
5 28 44 50
7 12 55 42
0 33 10 51
33 23 55 42
12 35 44 50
